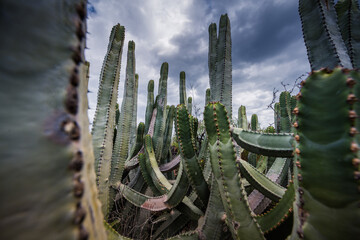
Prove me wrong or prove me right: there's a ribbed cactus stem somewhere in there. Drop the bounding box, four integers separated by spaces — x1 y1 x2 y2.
179 71 187 106
153 62 169 160
274 102 281 133
251 114 259 131
91 23 125 216
208 23 217 100
279 91 291 133
129 73 139 153
205 88 211 104
0 1 106 238
335 0 360 68
110 40 137 214
238 105 248 130
145 80 154 133
299 0 352 69
187 97 193 115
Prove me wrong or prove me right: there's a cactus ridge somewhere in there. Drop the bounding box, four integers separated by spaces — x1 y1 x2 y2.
335 0 360 68
255 182 295 233
176 104 210 207
238 159 286 202
293 67 360 239
299 0 352 69
238 105 248 130
232 128 294 157
204 102 265 239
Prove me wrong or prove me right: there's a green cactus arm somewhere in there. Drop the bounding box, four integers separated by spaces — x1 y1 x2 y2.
255 183 295 233
279 91 292 132
248 152 258 167
249 157 291 214
206 88 211 104
0 1 108 238
125 122 145 166
238 160 286 201
238 105 248 130
179 71 187 106
214 14 233 118
160 105 175 164
166 231 199 239
204 102 265 239
202 154 213 184
91 24 125 216
128 73 139 152
145 80 155 133
109 41 137 214
299 0 352 69
199 177 228 240
153 62 169 159
139 153 161 195
231 128 294 157
144 135 204 218
118 161 189 210
335 0 360 68
208 23 218 101
176 104 210 207
291 68 360 239
159 155 181 172
251 114 260 131
187 97 193 115
274 102 281 133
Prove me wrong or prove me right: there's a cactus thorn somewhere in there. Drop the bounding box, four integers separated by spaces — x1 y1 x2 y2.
295 135 300 142
298 174 303 182
221 213 227 222
74 203 86 225
296 161 301 168
295 148 301 155
293 107 299 115
293 122 299 128
352 158 360 168
300 80 306 87
354 171 360 180
347 77 356 88
347 94 358 104
350 127 358 136
351 142 359 152
296 92 302 100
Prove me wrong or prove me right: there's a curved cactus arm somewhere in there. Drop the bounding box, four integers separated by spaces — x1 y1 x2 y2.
199 177 227 240
118 161 189 211
255 183 295 233
159 155 181 172
202 155 213 184
249 157 291 214
176 104 210 206
124 122 145 170
144 135 204 218
91 23 125 216
238 160 286 201
204 102 265 239
291 68 360 239
238 105 248 130
166 231 199 240
279 91 292 133
139 153 161 195
231 128 294 157
299 0 352 69
145 80 155 133
335 0 360 68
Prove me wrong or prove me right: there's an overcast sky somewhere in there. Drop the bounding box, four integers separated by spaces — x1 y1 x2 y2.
86 0 310 129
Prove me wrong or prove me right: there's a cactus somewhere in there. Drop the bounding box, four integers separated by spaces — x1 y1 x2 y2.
208 14 232 118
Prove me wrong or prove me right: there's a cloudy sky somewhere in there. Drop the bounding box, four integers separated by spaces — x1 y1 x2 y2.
86 0 310 129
